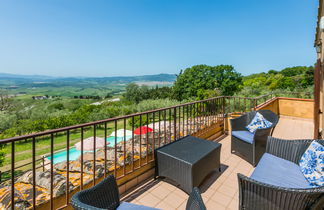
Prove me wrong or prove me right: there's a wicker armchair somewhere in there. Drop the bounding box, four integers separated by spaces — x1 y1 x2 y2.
71 175 206 210
238 137 324 210
71 175 157 210
230 110 278 166
186 187 206 210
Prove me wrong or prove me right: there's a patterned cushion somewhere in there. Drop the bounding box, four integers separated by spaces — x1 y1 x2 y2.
245 112 273 133
299 141 324 187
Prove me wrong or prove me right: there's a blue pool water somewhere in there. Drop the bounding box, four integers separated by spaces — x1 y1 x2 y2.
48 135 132 164
106 135 132 146
47 147 82 164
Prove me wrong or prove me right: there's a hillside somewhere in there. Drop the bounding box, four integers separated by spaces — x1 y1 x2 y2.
0 73 177 97
0 73 176 83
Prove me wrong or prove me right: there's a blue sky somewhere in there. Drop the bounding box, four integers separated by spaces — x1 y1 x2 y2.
0 0 318 77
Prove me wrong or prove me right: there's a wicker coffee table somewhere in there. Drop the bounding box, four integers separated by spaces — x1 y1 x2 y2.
155 135 221 194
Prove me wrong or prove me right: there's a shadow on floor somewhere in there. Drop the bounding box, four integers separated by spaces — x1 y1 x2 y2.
122 179 162 202
199 164 229 193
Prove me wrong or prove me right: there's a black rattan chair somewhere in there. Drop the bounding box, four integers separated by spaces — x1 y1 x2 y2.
71 175 157 210
238 137 324 210
230 110 278 166
186 187 206 210
71 175 206 210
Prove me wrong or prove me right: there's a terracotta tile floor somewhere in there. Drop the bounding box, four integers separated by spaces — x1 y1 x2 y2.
122 116 314 210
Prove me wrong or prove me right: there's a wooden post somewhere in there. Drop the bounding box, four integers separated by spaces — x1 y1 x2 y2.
314 59 321 139
254 99 257 111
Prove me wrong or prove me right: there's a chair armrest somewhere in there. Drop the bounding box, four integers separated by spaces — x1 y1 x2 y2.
71 193 105 210
230 114 248 131
238 173 324 210
253 127 272 147
254 127 272 139
265 137 314 164
70 175 120 210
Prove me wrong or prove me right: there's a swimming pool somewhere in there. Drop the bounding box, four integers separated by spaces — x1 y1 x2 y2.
47 147 82 164
48 135 132 164
106 135 132 147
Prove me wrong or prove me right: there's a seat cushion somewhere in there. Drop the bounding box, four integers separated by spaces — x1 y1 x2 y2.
299 140 324 187
246 112 273 133
232 131 254 144
118 202 160 210
251 153 313 189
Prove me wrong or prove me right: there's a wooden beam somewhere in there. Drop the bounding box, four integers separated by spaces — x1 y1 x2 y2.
314 59 321 139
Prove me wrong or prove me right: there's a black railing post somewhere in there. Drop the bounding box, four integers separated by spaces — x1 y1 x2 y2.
80 127 84 190
32 137 36 210
11 141 15 210
173 107 177 141
42 156 45 172
66 130 70 205
124 118 127 174
92 126 96 186
131 116 135 172
104 123 107 178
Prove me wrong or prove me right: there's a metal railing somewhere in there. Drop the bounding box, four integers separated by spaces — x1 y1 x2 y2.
0 93 293 209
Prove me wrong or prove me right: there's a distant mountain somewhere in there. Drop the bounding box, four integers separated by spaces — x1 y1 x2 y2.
0 72 177 86
0 73 56 80
83 74 177 82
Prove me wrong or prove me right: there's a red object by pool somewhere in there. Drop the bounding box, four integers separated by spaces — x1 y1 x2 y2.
134 126 153 135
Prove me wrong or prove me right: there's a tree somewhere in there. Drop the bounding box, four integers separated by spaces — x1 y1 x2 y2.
241 65 314 93
300 66 314 88
149 86 172 99
0 90 13 111
124 83 142 103
48 102 64 110
280 66 307 77
105 93 113 99
197 89 222 100
124 83 171 103
268 70 278 74
172 65 242 100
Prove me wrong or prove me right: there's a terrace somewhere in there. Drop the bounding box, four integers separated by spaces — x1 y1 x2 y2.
121 116 314 210
0 93 319 210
